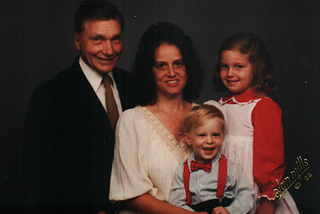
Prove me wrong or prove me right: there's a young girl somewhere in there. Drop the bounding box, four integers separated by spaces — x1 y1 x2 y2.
208 33 300 214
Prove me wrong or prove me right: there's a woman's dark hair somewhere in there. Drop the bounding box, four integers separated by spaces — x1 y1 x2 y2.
132 22 205 106
213 33 277 93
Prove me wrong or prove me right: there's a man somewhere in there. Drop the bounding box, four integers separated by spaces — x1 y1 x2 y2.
23 0 134 213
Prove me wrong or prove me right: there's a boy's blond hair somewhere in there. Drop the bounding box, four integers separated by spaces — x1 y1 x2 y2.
184 104 225 134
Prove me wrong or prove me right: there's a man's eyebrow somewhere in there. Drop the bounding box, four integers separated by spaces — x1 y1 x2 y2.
91 32 122 40
90 34 105 39
113 32 123 38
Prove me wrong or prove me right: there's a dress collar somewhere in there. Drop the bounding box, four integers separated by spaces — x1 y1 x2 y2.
220 90 265 104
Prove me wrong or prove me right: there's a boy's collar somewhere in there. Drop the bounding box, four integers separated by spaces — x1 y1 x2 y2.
189 152 221 172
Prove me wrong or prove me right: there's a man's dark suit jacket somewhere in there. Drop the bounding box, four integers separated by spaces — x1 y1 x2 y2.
22 57 134 213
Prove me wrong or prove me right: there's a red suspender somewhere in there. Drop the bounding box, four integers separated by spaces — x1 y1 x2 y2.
216 154 227 203
183 154 228 205
183 160 192 205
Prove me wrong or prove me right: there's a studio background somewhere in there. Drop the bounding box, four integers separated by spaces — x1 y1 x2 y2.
1 0 319 212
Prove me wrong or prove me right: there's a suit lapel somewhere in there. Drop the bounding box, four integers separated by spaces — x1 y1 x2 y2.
68 58 112 132
113 67 133 111
112 67 125 108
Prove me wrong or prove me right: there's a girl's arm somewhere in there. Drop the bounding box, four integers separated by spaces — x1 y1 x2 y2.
128 193 208 214
252 98 285 199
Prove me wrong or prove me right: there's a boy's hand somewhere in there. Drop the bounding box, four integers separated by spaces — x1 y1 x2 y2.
212 206 230 214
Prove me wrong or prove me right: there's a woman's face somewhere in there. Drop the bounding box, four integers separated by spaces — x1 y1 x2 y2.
152 43 187 99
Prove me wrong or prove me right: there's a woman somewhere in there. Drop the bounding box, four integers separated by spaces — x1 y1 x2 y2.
109 22 206 214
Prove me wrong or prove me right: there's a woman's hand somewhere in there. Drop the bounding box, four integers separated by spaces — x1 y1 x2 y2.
212 206 230 214
254 198 275 214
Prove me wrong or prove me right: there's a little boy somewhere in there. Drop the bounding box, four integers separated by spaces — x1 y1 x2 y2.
169 105 254 214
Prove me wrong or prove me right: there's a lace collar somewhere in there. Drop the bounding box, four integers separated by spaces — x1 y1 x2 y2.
139 106 192 162
219 90 265 105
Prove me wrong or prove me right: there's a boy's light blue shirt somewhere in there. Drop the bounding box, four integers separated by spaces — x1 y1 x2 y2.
169 152 255 214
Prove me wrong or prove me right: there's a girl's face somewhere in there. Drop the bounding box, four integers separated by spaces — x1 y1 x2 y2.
152 43 187 99
220 50 253 94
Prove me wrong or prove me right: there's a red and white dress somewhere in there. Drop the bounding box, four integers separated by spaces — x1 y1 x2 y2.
207 90 299 213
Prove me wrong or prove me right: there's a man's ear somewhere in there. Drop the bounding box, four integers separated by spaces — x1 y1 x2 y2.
74 32 81 51
184 133 192 146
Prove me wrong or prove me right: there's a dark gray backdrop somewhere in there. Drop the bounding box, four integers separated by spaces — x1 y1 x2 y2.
1 0 319 212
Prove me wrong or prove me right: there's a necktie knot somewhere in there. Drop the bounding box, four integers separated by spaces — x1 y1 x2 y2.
190 160 212 172
103 74 113 87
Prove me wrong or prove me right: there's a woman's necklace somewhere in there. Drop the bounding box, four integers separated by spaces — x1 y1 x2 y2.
156 103 183 137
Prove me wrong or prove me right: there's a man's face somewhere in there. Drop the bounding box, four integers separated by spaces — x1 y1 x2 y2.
75 19 122 74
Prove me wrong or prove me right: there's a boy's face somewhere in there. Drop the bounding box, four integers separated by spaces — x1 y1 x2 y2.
185 118 225 163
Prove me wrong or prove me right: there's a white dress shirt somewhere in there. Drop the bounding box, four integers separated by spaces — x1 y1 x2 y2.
79 57 123 115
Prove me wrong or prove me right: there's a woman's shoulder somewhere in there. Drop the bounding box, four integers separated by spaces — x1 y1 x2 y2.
119 106 146 124
116 106 151 144
122 105 139 113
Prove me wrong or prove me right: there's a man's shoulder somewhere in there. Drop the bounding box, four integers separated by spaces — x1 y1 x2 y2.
112 67 135 109
112 67 132 81
50 58 82 82
113 66 128 73
36 58 81 87
29 58 83 101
